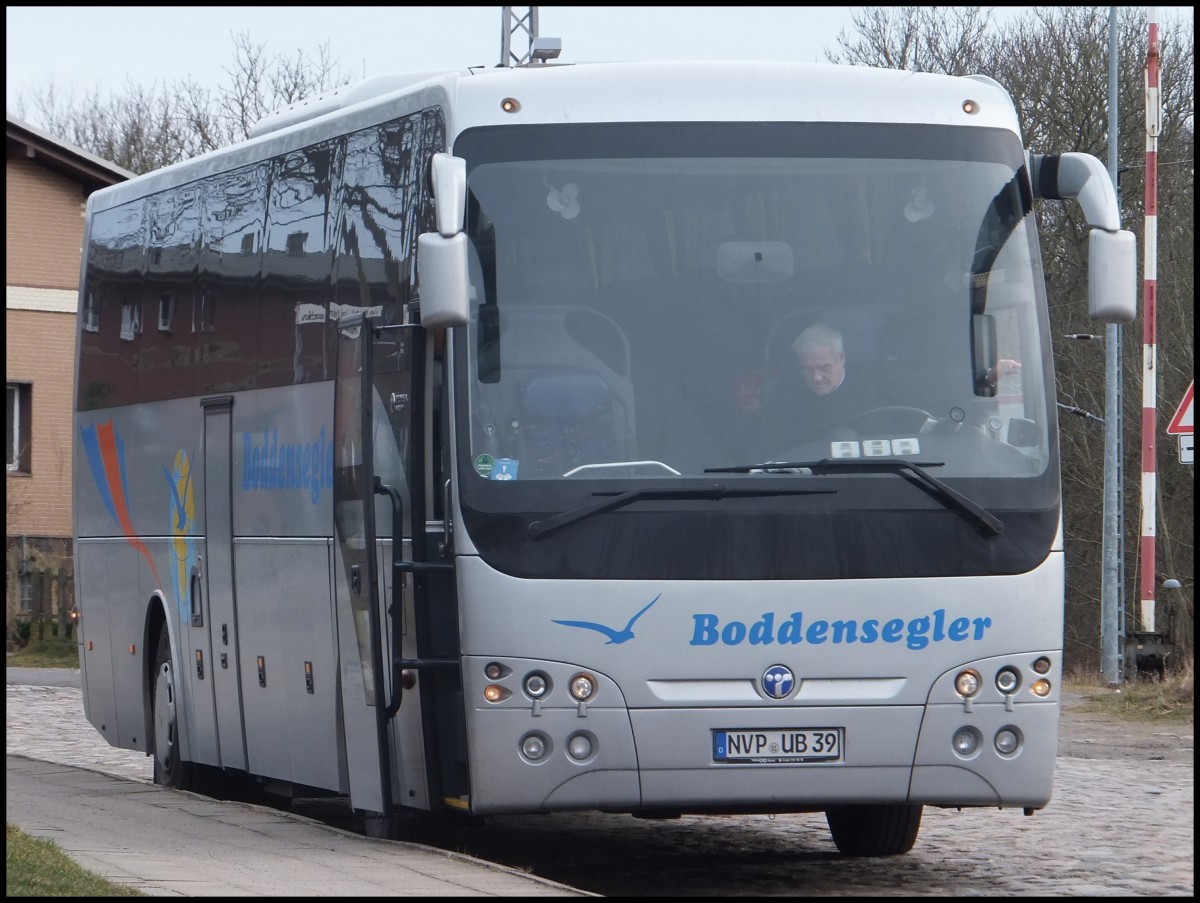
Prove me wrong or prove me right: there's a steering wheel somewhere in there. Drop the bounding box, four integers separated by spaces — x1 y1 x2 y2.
846 406 937 435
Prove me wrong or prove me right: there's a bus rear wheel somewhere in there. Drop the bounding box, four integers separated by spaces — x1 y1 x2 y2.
152 629 193 789
825 803 922 856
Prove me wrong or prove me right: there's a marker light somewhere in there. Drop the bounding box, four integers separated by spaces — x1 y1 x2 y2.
1031 679 1052 697
953 726 981 757
1032 657 1052 675
568 672 597 702
483 684 510 703
995 668 1020 694
962 99 980 115
501 97 521 113
954 670 982 697
523 672 549 698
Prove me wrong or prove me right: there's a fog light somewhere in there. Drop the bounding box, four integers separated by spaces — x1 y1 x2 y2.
523 672 549 698
995 667 1020 694
995 728 1020 755
1031 678 1051 697
953 726 981 757
521 733 548 761
569 672 597 702
567 733 593 760
483 684 509 703
1032 656 1052 675
954 670 981 697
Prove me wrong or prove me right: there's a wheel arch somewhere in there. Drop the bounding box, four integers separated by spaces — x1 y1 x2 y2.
142 592 177 759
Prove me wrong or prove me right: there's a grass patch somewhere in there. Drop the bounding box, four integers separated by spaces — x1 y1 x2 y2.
6 638 81 669
1065 658 1194 724
6 822 143 897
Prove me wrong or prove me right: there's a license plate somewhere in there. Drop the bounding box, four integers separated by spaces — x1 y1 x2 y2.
713 728 844 764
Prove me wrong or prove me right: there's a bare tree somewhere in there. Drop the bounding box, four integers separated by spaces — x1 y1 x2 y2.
826 6 998 75
830 7 1195 670
16 30 353 173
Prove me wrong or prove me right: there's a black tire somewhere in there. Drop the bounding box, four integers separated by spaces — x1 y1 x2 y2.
825 803 923 856
152 629 193 789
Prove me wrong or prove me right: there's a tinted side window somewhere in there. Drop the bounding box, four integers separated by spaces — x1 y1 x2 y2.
262 141 345 387
78 202 145 410
335 112 441 325
141 185 202 402
335 110 445 521
198 165 268 395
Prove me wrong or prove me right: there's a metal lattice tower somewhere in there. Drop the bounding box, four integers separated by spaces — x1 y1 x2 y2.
501 7 539 67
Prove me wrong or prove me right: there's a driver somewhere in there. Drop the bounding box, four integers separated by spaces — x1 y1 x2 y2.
767 323 879 447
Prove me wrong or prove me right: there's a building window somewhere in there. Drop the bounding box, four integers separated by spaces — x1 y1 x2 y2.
7 382 32 474
193 292 211 333
120 301 142 341
83 291 100 332
286 232 308 256
158 293 175 331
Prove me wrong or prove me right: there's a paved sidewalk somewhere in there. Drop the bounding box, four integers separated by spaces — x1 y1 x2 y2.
6 676 591 897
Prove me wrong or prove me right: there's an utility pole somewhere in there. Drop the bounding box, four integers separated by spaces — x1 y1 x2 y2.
1129 6 1168 682
501 7 561 67
1100 7 1126 687
502 7 539 67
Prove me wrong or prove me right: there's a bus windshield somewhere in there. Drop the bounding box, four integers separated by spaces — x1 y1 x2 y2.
452 121 1058 580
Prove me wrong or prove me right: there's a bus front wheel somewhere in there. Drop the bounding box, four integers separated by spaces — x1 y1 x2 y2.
825 803 922 856
152 629 193 789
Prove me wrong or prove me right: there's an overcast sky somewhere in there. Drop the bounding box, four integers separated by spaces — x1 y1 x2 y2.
5 6 1191 127
7 6 986 118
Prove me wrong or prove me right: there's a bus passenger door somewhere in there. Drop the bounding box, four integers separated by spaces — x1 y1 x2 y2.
369 324 438 813
200 394 248 771
333 315 444 827
332 315 394 824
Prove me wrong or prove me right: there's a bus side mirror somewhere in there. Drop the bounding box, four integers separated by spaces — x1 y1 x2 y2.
1028 152 1137 325
1088 228 1137 324
417 232 470 328
418 153 470 328
431 153 467 236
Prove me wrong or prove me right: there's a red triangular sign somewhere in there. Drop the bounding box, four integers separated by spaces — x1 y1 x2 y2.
1166 380 1193 435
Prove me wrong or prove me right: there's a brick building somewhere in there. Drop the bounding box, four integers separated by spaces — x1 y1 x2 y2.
6 115 131 646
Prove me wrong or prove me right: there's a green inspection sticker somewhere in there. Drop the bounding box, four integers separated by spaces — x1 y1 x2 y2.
474 454 496 477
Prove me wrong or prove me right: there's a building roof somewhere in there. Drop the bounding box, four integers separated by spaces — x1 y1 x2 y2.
6 114 134 190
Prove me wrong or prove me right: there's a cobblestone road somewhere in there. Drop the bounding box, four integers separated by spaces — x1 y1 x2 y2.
6 673 1193 896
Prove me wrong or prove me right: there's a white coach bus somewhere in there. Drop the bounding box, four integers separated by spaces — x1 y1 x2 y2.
73 58 1134 855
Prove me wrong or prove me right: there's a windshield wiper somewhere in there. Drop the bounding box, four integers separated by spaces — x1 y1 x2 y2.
527 483 836 540
705 458 1004 538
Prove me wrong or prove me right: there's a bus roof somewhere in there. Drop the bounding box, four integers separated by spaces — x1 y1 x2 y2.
86 61 1021 214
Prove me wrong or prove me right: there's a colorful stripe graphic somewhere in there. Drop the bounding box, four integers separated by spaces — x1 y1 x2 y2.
165 449 198 618
80 419 163 587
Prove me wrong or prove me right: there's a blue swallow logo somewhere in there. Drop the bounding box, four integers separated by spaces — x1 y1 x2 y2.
553 594 660 645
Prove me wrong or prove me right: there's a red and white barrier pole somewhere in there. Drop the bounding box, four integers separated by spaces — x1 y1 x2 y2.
1137 8 1161 634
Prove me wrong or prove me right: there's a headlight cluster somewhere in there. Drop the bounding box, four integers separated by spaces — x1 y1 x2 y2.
952 724 1024 759
482 663 598 706
954 656 1053 699
948 656 1054 760
481 663 600 765
518 729 597 763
